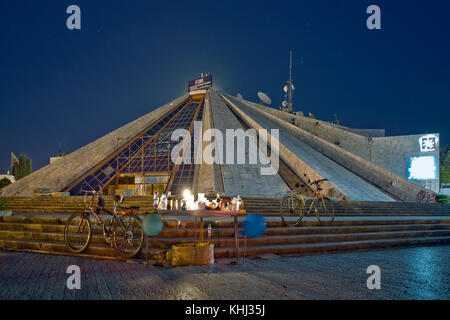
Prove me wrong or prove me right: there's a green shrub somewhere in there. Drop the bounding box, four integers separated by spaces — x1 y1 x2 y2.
0 177 12 189
436 195 450 204
0 198 8 211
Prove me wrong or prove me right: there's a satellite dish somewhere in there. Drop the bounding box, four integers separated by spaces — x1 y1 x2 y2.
282 100 288 107
237 93 243 99
283 84 295 93
257 92 272 105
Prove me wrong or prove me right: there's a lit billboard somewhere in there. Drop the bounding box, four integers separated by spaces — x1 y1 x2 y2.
188 74 212 92
419 134 438 152
406 155 438 181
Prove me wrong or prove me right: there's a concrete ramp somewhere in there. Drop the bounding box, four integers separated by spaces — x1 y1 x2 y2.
209 91 290 198
223 94 396 202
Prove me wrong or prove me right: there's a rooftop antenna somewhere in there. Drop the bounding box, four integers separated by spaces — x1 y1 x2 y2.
288 50 294 113
332 114 339 125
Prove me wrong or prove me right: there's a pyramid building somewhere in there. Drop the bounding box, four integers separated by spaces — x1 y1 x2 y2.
1 76 439 202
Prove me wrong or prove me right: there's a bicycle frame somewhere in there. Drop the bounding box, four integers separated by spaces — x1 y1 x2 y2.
295 183 328 215
81 191 128 234
280 179 334 226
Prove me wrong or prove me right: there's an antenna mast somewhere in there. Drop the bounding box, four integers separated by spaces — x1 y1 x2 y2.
288 50 293 113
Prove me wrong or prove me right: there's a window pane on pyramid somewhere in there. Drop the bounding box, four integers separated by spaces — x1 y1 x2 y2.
66 96 203 195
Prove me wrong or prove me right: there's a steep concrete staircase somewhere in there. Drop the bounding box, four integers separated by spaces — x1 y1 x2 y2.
1 196 450 261
5 196 450 216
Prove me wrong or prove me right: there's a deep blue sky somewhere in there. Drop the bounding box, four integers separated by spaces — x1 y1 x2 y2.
1 0 449 172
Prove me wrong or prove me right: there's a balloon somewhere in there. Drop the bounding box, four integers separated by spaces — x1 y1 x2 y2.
142 214 163 236
243 214 266 238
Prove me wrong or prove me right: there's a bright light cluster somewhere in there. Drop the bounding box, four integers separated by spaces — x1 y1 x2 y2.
407 156 437 180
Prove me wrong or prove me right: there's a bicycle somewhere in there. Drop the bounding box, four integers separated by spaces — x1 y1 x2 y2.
64 186 144 259
280 179 335 226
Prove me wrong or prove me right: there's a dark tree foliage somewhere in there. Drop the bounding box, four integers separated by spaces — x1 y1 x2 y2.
0 197 7 211
440 145 449 166
436 195 450 204
0 178 12 189
14 154 32 180
440 150 450 183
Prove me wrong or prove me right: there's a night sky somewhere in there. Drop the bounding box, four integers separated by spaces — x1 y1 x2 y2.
1 0 449 172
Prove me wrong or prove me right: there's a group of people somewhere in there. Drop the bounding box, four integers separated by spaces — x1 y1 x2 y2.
152 191 244 212
197 193 244 211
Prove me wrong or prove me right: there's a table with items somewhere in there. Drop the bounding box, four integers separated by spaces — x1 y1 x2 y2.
147 191 246 265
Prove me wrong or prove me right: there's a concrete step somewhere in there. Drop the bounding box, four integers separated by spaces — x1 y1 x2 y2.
4 197 450 215
0 236 166 261
213 236 450 258
146 229 450 248
2 215 450 231
2 232 450 261
263 223 450 235
2 218 450 237
0 238 118 257
252 203 450 209
2 224 450 250
2 214 450 226
0 230 106 244
8 207 450 214
1 198 450 262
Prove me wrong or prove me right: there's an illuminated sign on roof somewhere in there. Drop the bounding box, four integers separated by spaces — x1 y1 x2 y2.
419 134 438 152
188 75 212 92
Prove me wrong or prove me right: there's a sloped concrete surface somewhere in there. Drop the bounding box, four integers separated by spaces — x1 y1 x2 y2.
209 91 290 197
224 94 395 202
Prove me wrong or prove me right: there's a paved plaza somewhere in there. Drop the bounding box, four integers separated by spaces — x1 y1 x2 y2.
0 245 449 300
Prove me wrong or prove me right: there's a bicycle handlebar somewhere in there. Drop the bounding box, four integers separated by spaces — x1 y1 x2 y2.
311 178 328 185
80 184 103 195
294 179 327 189
81 190 96 195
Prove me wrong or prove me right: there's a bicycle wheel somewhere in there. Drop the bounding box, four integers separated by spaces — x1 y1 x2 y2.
113 213 144 259
280 195 302 226
315 197 335 225
64 212 92 253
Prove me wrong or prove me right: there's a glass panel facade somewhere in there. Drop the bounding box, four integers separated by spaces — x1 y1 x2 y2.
169 102 204 194
66 97 204 195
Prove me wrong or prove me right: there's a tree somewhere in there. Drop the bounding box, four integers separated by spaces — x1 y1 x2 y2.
14 154 32 180
0 178 12 189
440 145 449 166
440 150 450 183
